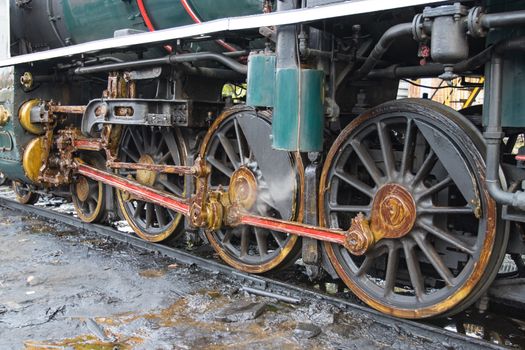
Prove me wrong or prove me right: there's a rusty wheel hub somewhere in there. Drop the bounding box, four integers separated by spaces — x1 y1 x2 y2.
229 167 258 210
371 183 416 239
136 154 157 187
75 176 90 202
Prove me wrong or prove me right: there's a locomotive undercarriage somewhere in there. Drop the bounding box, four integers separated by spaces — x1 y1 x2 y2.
4 0 525 320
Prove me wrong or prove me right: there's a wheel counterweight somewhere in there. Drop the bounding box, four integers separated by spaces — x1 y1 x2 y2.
320 99 508 319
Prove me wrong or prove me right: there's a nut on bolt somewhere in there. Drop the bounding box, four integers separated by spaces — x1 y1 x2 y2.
344 213 375 256
20 72 33 89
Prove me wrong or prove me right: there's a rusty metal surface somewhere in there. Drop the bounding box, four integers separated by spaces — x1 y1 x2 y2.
48 104 86 115
228 166 258 210
344 213 375 256
370 183 417 240
76 162 191 217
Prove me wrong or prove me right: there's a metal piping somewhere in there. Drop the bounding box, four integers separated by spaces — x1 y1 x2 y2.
481 10 525 29
368 37 525 80
352 22 413 80
74 52 247 75
485 56 525 208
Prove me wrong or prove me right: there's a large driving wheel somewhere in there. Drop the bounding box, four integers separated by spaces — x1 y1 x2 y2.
116 126 186 242
200 107 303 273
320 99 508 319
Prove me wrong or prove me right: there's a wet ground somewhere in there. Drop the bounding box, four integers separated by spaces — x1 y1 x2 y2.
0 205 496 350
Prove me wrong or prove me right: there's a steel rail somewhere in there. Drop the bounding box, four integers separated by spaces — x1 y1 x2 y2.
0 196 505 350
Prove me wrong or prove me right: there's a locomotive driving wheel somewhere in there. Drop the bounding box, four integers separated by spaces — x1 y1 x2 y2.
200 107 303 273
71 155 106 223
320 99 508 319
12 181 39 204
116 126 186 242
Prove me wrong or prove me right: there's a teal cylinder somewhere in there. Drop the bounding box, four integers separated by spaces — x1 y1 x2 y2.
247 53 276 107
272 68 324 152
10 0 264 52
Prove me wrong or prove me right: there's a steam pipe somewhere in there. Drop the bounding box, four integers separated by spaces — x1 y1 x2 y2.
481 10 525 29
74 52 247 75
368 37 525 80
485 55 525 208
352 22 413 80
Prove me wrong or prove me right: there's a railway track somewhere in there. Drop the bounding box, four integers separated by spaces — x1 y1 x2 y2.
0 195 511 349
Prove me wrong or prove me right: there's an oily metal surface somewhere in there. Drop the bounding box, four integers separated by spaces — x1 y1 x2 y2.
370 183 417 239
0 195 506 349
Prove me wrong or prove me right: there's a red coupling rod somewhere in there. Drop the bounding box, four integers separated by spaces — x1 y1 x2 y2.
75 163 347 246
76 163 190 216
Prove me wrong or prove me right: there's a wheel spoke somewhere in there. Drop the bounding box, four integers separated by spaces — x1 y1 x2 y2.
417 176 452 199
222 229 234 244
350 139 383 185
157 178 183 197
163 131 181 165
87 199 96 213
207 156 233 178
133 201 145 219
141 127 150 153
402 240 425 301
240 226 250 257
130 129 145 155
271 231 286 249
377 121 395 179
158 152 171 164
412 150 437 185
383 246 399 297
418 221 475 255
145 202 154 228
419 206 474 215
356 256 374 277
155 205 168 228
217 132 240 170
121 147 140 163
150 128 157 152
334 170 375 198
233 118 245 165
356 245 387 277
400 119 416 176
254 228 268 257
413 231 455 286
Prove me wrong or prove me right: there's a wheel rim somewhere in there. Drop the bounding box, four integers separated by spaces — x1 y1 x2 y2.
116 127 186 242
200 108 302 273
72 174 105 223
320 99 503 319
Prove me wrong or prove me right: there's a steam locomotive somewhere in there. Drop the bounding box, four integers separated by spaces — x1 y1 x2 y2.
2 0 525 319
